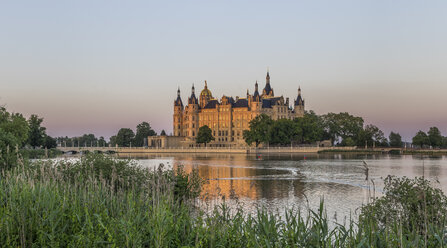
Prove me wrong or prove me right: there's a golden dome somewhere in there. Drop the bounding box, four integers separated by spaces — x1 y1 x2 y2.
200 81 213 98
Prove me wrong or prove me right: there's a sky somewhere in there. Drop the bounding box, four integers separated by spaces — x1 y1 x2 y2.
1 0 446 141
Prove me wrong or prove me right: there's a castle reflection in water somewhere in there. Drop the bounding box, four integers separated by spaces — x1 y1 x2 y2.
120 153 311 201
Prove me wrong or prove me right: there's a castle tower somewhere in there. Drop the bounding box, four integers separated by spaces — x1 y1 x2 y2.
262 70 274 98
294 87 305 117
173 87 184 136
199 80 213 108
251 81 262 112
186 84 199 139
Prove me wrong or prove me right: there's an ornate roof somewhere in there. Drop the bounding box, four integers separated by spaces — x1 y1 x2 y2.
187 84 198 104
294 87 304 106
262 71 274 97
253 81 261 102
203 99 219 109
200 81 213 98
261 97 281 108
233 98 248 108
174 88 183 107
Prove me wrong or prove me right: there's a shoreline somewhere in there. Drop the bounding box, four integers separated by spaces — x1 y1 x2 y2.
57 147 447 155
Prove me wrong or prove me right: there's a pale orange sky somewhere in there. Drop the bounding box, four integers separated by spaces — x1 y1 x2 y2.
1 1 446 141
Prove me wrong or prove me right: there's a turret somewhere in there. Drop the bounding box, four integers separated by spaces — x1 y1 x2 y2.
200 80 213 108
262 70 274 97
173 87 184 136
253 81 261 102
174 87 183 107
294 86 305 117
187 84 199 139
188 84 198 105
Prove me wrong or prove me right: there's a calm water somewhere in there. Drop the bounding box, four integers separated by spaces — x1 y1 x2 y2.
121 153 447 222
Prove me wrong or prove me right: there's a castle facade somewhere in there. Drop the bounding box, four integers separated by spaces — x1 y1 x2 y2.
173 71 305 147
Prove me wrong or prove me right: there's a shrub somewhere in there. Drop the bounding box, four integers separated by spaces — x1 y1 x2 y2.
360 176 447 234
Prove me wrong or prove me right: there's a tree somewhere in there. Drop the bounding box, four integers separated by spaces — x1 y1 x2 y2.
98 136 107 147
389 132 403 147
442 136 447 149
116 128 135 147
243 114 273 147
0 107 30 168
134 122 156 147
0 108 29 147
357 124 388 148
43 135 57 149
28 114 46 148
196 125 214 146
160 130 167 136
109 135 117 147
268 118 295 145
428 126 443 148
412 130 429 148
322 112 364 146
293 111 324 144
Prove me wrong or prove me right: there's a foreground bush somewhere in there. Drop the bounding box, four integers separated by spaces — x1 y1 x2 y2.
0 154 446 247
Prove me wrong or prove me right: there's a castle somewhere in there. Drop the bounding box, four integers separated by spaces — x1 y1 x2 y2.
172 71 305 147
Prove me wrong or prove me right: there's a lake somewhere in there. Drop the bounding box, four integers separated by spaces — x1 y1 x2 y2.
120 153 447 222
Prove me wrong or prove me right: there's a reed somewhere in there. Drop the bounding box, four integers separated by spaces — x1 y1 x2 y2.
0 154 446 247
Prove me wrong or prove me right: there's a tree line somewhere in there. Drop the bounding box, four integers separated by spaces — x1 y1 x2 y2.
109 122 165 147
0 106 59 167
241 112 447 148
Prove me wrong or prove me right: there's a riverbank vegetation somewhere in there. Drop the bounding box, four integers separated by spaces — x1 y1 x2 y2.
243 112 447 149
1 153 447 247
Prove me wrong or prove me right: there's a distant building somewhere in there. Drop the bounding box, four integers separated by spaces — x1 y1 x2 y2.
169 71 305 147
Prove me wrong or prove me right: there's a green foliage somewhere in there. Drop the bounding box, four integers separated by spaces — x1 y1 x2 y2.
360 176 447 235
196 125 214 146
0 107 30 168
413 130 430 148
57 134 107 147
134 121 156 147
1 158 447 247
43 135 57 148
116 128 135 147
428 127 443 148
357 124 388 147
0 130 20 169
20 148 62 159
109 135 117 146
322 112 364 146
389 131 403 147
0 108 29 146
293 111 324 144
269 118 296 145
243 114 273 147
27 114 46 148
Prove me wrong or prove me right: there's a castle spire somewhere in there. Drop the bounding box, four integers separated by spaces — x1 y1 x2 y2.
266 69 270 84
205 80 207 89
192 84 195 94
177 87 180 97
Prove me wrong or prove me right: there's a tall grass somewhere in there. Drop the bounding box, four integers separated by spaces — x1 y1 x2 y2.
0 154 446 247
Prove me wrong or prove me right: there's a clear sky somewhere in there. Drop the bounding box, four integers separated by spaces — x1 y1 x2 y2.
1 0 446 141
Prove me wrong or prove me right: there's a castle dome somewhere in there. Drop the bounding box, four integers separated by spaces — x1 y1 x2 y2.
200 81 213 98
